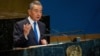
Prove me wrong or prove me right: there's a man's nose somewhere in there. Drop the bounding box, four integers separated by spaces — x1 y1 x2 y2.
37 13 41 16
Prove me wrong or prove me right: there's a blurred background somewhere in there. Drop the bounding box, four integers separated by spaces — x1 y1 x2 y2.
0 0 100 56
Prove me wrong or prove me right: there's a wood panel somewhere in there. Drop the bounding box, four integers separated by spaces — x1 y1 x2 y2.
50 34 100 43
0 0 41 19
0 0 33 13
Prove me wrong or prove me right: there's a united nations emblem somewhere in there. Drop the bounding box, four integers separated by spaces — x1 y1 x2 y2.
66 45 82 56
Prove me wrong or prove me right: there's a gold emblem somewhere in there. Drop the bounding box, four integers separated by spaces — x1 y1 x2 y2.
66 45 82 56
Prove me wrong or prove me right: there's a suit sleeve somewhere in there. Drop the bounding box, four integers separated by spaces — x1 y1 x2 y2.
41 23 47 39
13 23 28 47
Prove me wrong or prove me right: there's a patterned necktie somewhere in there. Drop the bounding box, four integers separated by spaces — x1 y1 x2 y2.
33 22 38 43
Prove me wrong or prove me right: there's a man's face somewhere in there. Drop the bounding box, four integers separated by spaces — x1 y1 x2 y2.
28 5 42 21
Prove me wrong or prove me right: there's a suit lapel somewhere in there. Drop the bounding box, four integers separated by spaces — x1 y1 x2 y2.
25 19 36 41
37 21 42 37
26 19 43 44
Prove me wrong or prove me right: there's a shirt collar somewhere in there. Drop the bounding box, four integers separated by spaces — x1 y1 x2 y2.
28 16 37 25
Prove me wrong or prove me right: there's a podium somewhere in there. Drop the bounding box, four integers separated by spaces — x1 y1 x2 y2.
0 39 100 56
0 44 65 56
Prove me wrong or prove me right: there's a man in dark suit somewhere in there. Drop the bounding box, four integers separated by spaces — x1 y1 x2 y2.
13 1 47 47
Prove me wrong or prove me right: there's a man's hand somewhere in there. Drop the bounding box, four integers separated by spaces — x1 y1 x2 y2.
41 39 47 45
23 23 31 37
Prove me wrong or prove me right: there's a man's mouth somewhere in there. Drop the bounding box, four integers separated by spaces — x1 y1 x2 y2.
37 17 40 19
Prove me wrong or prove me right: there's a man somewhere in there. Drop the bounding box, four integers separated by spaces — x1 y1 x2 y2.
13 1 47 47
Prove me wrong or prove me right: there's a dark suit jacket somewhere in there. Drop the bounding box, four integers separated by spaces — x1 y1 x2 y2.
13 18 46 47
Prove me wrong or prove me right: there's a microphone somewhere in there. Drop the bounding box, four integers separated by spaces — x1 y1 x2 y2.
41 28 52 37
50 28 68 36
46 28 68 44
62 30 83 35
42 28 62 37
41 28 63 44
62 30 85 42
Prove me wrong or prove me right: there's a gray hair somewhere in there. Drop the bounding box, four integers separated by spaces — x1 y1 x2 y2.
29 0 42 9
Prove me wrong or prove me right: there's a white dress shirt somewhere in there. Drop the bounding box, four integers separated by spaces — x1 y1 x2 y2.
25 16 40 42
